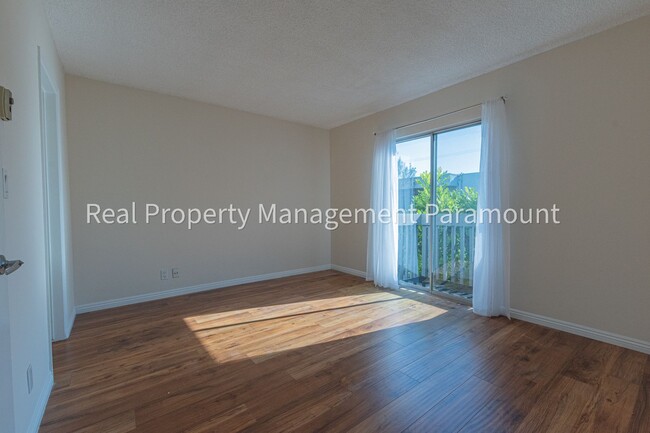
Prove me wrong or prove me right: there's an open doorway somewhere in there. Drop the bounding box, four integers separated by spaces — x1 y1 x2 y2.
39 50 74 343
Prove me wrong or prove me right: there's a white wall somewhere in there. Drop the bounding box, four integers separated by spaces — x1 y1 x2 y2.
331 16 650 344
66 76 331 307
0 0 71 431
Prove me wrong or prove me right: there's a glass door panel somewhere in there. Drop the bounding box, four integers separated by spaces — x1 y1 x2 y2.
396 135 431 290
432 124 482 301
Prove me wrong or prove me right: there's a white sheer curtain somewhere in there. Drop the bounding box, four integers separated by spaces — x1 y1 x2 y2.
366 130 399 289
473 99 511 317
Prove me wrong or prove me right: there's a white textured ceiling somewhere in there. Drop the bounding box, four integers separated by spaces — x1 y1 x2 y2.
43 0 650 128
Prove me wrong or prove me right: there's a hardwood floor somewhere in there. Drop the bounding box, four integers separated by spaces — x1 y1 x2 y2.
42 271 649 432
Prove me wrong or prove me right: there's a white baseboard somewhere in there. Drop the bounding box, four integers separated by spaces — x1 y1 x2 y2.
331 264 366 279
75 264 332 314
73 265 649 356
510 309 650 355
27 372 53 433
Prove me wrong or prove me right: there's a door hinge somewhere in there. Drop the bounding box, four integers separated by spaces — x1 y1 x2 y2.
2 168 7 199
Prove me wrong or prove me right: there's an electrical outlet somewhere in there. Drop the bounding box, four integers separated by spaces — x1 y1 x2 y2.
171 268 179 279
26 364 33 394
160 269 169 280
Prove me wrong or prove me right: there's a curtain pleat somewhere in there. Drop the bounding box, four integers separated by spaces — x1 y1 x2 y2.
366 130 399 289
473 99 511 317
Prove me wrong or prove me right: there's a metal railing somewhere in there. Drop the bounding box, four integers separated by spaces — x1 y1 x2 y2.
398 213 476 290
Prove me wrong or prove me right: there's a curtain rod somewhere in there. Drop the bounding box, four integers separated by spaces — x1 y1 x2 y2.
373 96 507 135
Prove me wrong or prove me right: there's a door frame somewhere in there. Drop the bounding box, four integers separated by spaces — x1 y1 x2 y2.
38 49 70 345
396 119 481 305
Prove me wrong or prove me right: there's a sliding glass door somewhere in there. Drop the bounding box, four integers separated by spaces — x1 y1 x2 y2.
396 135 431 288
396 123 481 302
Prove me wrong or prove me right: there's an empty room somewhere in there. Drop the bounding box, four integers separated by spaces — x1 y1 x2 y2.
1 0 650 432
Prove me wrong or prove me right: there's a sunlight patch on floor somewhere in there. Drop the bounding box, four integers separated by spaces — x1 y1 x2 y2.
183 289 449 364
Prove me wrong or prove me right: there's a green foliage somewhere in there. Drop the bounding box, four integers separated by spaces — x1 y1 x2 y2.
412 168 478 213
400 168 478 285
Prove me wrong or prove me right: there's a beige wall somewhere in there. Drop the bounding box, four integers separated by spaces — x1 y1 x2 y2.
66 76 331 306
331 16 650 343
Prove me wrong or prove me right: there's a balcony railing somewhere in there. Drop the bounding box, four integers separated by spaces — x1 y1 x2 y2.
398 213 476 297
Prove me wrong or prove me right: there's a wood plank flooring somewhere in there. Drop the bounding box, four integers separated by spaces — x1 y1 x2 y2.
41 271 650 432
